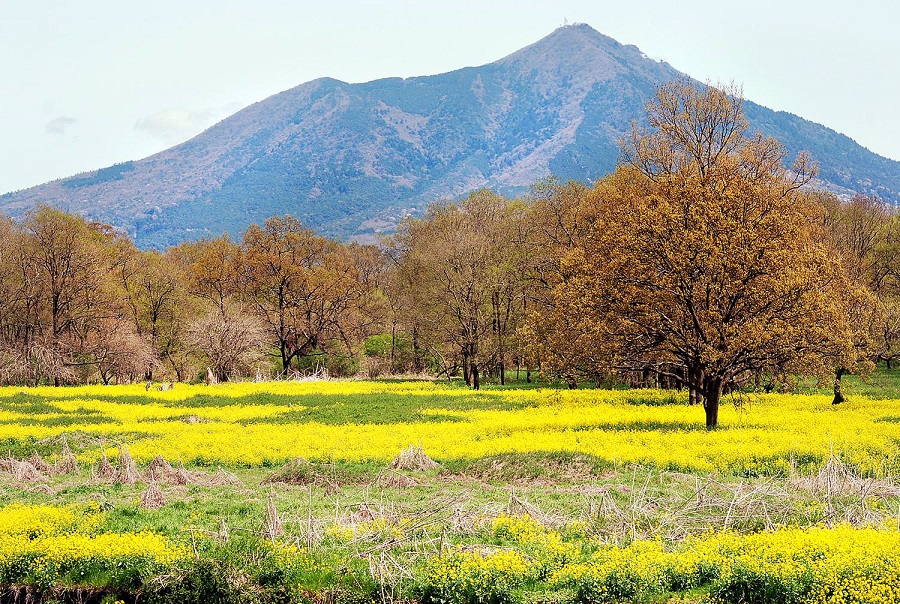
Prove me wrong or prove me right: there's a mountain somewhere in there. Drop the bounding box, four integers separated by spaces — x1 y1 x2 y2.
4 24 899 248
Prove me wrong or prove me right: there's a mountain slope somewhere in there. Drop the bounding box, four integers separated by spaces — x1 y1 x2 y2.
4 24 898 248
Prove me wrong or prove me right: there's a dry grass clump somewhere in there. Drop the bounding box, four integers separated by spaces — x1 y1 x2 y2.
141 480 167 510
790 454 900 498
171 461 201 485
114 444 142 485
94 448 117 480
146 456 201 485
5 457 45 482
206 466 242 487
53 439 79 476
506 492 542 517
263 458 315 485
264 492 283 539
800 454 857 495
390 446 439 471
147 455 175 481
350 502 377 524
261 458 352 493
28 452 51 473
95 449 199 485
373 469 418 489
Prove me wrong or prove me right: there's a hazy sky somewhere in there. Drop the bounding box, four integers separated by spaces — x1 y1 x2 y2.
2 0 899 194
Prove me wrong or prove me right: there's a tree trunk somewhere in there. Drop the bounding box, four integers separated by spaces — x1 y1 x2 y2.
887 357 893 370
412 324 424 372
462 348 471 386
390 323 396 373
493 290 505 386
280 341 289 375
471 361 480 390
832 368 846 405
688 365 704 406
703 377 723 429
52 292 60 387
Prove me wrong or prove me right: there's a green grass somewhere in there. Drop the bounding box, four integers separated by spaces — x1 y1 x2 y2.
786 364 900 399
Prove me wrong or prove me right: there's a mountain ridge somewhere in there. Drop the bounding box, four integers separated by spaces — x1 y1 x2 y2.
4 24 898 248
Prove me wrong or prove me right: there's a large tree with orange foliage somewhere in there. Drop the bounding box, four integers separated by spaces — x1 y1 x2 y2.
530 82 861 427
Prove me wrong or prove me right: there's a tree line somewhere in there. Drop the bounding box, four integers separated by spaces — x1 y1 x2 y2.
6 81 900 427
392 82 900 427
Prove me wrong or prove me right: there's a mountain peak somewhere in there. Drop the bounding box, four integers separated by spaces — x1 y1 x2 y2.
493 23 677 92
3 25 899 248
530 23 618 48
495 23 620 65
543 23 619 46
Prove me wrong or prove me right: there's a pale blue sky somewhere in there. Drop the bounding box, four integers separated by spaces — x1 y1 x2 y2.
2 0 898 194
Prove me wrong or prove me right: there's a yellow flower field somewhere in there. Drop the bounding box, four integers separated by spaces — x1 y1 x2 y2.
0 503 188 588
0 381 899 475
425 515 900 604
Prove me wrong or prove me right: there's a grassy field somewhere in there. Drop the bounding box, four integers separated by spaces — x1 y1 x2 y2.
0 376 899 603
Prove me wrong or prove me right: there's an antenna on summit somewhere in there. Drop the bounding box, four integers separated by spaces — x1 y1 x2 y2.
562 17 569 27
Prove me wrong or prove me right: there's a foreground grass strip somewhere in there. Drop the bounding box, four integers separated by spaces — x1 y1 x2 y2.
3 504 900 603
424 516 900 604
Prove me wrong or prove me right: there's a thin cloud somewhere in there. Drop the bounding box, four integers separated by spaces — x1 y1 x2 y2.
135 104 243 145
45 116 76 135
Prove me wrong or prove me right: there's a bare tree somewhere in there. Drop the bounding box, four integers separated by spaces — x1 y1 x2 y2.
388 190 526 388
186 308 267 382
241 216 378 374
